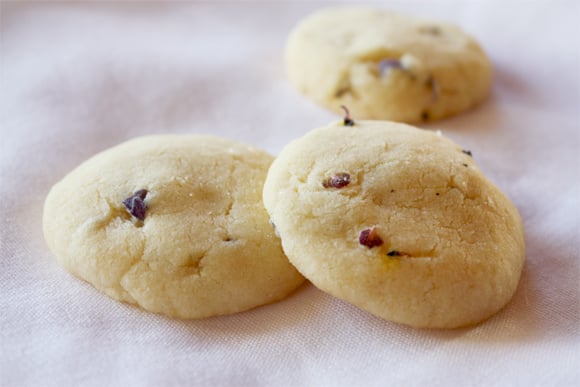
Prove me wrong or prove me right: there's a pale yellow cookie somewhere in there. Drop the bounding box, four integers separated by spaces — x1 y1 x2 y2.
263 120 525 328
286 7 492 123
43 135 304 319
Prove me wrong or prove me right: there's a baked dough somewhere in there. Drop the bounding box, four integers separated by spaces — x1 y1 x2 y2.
285 7 492 123
43 135 304 319
263 120 525 328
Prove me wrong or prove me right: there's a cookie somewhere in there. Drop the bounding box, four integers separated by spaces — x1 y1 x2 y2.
285 7 492 123
43 135 304 319
263 120 525 328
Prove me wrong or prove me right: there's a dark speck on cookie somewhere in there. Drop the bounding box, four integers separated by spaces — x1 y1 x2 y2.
323 173 350 189
341 105 355 126
419 26 441 35
123 189 148 221
379 59 403 75
359 227 383 248
387 250 412 257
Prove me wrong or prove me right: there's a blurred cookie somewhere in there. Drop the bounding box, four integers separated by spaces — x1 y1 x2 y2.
263 119 525 328
285 7 492 123
43 135 304 319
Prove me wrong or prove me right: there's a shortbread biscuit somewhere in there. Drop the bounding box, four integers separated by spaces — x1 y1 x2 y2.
263 120 525 328
286 7 492 123
43 135 304 319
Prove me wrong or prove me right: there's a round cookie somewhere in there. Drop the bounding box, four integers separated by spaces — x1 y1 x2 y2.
285 7 492 123
263 120 525 328
43 135 304 319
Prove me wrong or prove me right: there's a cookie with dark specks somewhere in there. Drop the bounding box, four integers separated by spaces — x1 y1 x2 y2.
43 135 304 318
263 120 525 328
286 7 492 123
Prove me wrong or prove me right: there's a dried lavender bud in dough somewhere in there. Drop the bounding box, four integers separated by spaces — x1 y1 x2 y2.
379 59 403 75
323 173 351 189
341 105 355 126
359 227 383 248
123 190 148 221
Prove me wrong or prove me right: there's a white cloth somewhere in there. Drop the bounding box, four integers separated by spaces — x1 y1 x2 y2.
1 1 578 386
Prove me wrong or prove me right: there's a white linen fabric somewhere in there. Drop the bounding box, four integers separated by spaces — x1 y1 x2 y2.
1 1 578 386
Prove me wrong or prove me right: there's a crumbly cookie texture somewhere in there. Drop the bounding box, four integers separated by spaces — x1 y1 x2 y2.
43 135 304 319
263 121 525 328
285 7 492 123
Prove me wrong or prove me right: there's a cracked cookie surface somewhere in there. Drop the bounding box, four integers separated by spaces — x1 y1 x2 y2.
43 135 304 318
263 121 525 328
285 7 492 123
